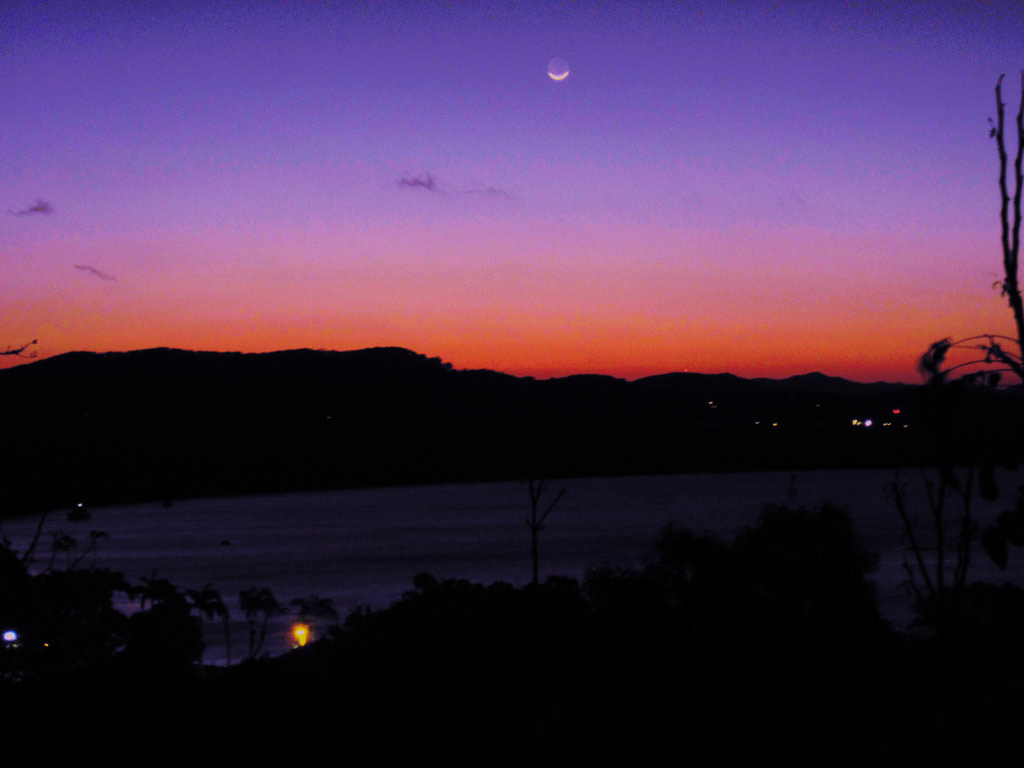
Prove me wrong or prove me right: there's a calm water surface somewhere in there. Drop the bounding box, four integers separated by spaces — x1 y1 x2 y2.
4 468 1022 663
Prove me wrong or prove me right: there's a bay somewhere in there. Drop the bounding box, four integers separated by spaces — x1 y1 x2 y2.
4 467 1022 664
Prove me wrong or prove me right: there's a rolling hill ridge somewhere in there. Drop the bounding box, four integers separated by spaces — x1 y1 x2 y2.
0 347 1014 515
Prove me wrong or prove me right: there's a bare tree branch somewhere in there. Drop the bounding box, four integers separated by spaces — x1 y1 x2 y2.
1 339 37 358
1014 71 1024 315
525 478 565 586
899 76 1024 622
994 73 1024 369
887 476 935 600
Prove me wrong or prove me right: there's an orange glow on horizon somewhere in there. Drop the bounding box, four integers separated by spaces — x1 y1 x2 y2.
1 319 1011 385
1 222 1015 385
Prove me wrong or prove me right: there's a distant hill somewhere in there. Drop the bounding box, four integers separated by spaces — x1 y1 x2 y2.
0 346 1019 516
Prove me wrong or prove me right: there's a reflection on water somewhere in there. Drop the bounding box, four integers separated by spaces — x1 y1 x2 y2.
4 468 1023 662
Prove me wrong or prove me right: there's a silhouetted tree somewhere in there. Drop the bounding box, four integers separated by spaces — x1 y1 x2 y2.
923 73 1024 381
63 530 109 570
240 585 286 659
904 73 1024 610
733 503 881 637
990 72 1024 376
136 571 179 610
186 583 230 666
0 520 208 679
38 529 108 573
43 531 76 573
525 478 564 586
122 583 202 671
290 594 339 624
0 523 131 676
32 566 132 670
289 594 339 646
17 509 51 568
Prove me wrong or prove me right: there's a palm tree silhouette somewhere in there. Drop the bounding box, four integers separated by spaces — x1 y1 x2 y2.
289 594 339 624
289 594 339 645
136 572 179 610
185 583 230 667
239 585 286 659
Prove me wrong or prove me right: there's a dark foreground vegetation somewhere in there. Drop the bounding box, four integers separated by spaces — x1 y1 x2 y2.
4 503 1024 764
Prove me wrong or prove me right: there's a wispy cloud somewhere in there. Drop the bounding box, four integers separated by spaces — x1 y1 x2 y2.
74 264 116 281
459 185 517 200
9 199 53 216
398 172 517 200
774 190 809 210
398 172 439 192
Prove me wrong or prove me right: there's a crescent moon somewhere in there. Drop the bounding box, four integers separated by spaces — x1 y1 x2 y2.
547 57 569 81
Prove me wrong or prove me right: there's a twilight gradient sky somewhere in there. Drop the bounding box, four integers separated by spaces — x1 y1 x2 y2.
3 1 1024 382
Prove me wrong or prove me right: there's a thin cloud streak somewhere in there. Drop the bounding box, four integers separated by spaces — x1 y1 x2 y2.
398 172 516 200
398 172 438 192
457 185 517 200
74 264 116 281
9 199 53 216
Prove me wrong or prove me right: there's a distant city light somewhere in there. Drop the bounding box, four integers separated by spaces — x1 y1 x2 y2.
892 409 901 415
864 419 873 427
3 630 17 644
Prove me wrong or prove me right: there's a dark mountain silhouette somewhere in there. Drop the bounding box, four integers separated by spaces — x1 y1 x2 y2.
0 346 1019 516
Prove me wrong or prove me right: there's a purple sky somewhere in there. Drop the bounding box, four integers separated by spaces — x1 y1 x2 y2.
3 1 1024 381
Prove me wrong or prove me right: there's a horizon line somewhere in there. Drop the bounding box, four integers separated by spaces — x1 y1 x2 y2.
0 344 918 386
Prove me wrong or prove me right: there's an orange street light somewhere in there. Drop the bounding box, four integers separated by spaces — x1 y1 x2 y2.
290 622 311 648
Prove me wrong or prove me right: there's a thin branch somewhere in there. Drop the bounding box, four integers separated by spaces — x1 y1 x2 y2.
948 333 1022 349
1014 70 1024 313
889 476 936 599
1 339 37 358
19 508 50 566
995 74 1024 363
953 467 975 589
537 488 565 528
903 560 924 605
528 478 544 511
941 360 1015 376
66 531 109 571
930 473 947 596
997 74 1011 289
525 477 565 586
928 331 1024 381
